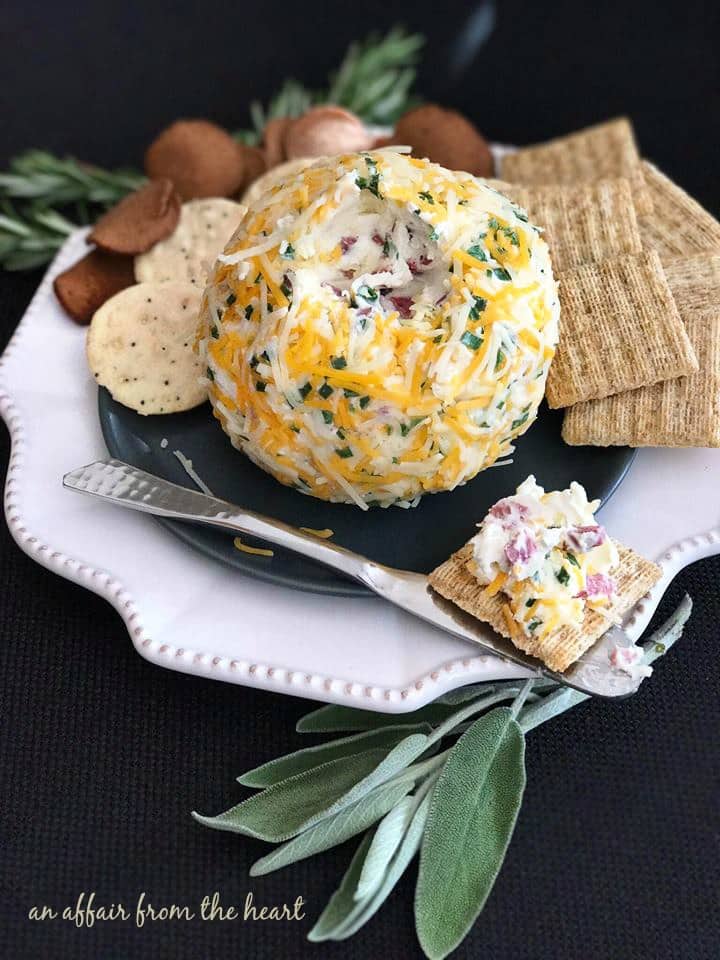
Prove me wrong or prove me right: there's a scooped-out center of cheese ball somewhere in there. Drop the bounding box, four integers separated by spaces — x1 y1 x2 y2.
198 150 559 509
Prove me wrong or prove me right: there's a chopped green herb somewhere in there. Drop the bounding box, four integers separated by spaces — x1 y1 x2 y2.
226 292 237 306
511 411 530 431
495 348 506 371
280 277 292 298
556 566 570 586
298 382 312 400
290 425 300 433
528 619 543 633
566 551 580 568
321 410 333 424
331 356 347 369
254 273 262 283
210 325 219 339
255 381 266 392
249 355 259 369
493 266 512 282
428 228 439 242
433 333 443 343
206 367 215 381
359 395 370 409
385 424 392 435
335 446 353 458
469 295 487 319
460 330 483 351
418 190 434 204
466 244 487 262
245 304 254 320
357 284 378 302
281 243 295 260
526 598 537 608
319 382 333 399
344 388 359 398
488 217 500 230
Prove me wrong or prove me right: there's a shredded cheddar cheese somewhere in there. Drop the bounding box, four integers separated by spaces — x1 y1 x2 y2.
198 151 559 509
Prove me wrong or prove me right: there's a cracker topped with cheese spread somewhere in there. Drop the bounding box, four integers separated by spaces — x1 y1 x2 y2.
430 476 661 672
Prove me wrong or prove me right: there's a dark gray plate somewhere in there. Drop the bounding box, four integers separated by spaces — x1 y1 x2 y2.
99 389 635 598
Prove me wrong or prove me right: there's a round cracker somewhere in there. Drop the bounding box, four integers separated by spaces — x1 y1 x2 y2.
240 157 321 208
134 198 246 287
87 282 206 415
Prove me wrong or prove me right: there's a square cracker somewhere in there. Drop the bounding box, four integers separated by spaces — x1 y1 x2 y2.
429 542 660 674
500 118 653 216
545 250 698 409
508 179 643 272
639 161 720 264
563 253 720 447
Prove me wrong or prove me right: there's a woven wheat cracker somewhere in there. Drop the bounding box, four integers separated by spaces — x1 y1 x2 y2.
508 179 642 272
500 118 652 216
546 250 698 408
430 542 660 673
563 253 720 446
640 161 720 263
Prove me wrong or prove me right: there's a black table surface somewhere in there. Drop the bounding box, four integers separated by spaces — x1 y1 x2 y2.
1 2 718 958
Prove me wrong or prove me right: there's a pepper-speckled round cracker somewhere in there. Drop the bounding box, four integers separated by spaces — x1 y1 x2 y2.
134 198 246 287
87 282 206 415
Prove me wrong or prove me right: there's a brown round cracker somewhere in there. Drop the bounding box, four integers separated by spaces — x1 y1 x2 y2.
262 117 294 167
145 120 246 200
86 282 206 415
394 104 494 177
238 145 267 191
54 249 135 325
88 178 182 255
134 198 246 287
283 106 372 159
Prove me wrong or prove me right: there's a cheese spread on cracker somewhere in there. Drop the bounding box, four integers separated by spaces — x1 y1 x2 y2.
468 475 619 642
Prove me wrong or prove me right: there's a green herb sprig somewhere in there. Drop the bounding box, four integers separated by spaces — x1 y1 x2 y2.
0 152 146 271
194 597 691 958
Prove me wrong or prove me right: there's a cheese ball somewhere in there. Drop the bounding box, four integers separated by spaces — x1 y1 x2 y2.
197 151 559 509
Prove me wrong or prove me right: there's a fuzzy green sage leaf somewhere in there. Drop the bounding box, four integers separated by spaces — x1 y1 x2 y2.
415 707 526 960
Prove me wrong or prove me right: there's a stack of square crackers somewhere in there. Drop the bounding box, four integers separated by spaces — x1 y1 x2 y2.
493 117 720 448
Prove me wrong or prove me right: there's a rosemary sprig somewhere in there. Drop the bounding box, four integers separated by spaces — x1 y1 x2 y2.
195 597 691 958
240 25 424 142
0 152 146 271
0 150 145 207
0 202 77 271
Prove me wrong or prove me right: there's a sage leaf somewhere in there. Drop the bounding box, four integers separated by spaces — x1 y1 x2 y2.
296 702 467 733
354 795 415 901
249 779 410 876
239 724 430 787
330 788 433 941
301 733 429 831
415 708 526 960
307 832 373 942
192 748 390 842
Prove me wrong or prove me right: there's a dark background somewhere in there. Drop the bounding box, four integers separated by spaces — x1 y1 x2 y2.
1 2 719 958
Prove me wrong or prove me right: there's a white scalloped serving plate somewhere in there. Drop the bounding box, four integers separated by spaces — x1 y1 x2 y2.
2 231 719 712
